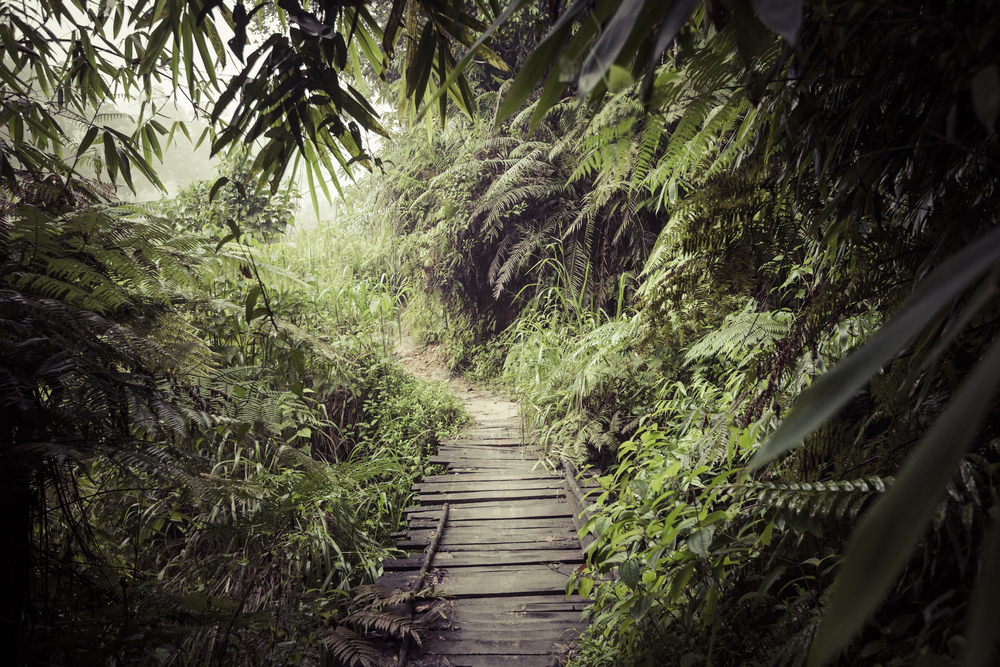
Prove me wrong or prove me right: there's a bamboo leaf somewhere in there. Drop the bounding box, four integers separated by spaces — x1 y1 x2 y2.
639 0 700 101
578 0 647 97
808 335 1000 666
972 65 1000 131
751 225 1000 469
751 0 802 44
209 176 230 202
76 125 99 156
965 518 1000 667
405 21 436 101
495 0 593 122
245 284 261 323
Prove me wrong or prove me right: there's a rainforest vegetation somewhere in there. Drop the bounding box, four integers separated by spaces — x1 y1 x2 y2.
3 0 1000 665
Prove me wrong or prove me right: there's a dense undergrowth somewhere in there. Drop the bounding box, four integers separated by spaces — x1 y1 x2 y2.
344 2 1000 666
2 167 467 665
5 0 1000 665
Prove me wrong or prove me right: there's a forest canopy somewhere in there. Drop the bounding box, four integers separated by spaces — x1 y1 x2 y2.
3 0 1000 665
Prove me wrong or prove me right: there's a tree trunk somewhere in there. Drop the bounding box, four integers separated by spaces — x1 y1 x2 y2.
0 456 31 665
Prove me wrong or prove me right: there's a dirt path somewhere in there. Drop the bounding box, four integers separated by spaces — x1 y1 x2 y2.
393 329 518 424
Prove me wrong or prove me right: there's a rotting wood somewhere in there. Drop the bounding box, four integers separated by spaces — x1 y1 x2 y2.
405 516 575 530
376 415 589 665
396 502 449 667
417 488 567 504
419 471 558 483
383 548 583 570
407 501 572 519
412 478 565 492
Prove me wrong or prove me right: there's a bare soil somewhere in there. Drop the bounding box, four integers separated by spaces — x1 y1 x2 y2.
392 328 518 424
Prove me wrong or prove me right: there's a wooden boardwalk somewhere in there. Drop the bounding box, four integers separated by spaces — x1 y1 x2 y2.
377 417 592 666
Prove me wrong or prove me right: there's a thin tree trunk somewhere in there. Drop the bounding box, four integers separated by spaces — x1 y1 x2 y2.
0 456 31 665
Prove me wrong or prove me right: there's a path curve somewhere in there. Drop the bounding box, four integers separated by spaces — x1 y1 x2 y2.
380 337 592 666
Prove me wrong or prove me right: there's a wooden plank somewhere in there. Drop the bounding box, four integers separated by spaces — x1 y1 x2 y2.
455 594 587 608
398 528 578 549
429 655 552 667
437 444 543 454
445 464 550 473
435 452 545 462
378 564 576 597
441 438 533 447
434 454 545 463
413 479 565 493
421 637 575 655
435 549 581 567
420 471 559 483
425 626 584 643
448 433 532 442
407 502 572 522
385 549 583 570
417 488 566 504
451 609 584 624
431 456 545 467
398 538 580 552
407 516 576 531
403 522 576 537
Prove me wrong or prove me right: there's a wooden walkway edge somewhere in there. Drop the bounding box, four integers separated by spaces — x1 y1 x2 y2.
376 417 597 666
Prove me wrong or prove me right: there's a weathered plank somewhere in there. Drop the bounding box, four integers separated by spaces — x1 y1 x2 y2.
431 655 552 667
419 471 559 483
435 450 546 462
397 527 577 549
407 502 572 522
433 458 545 469
384 548 583 570
447 432 531 441
406 516 575 530
450 609 584 624
421 636 577 655
455 594 587 608
437 444 543 455
425 626 585 642
417 488 566 505
379 564 576 597
413 478 565 493
441 437 533 445
398 538 580 552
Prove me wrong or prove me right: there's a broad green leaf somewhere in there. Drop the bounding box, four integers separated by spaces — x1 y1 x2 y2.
76 125 99 156
752 0 802 44
102 131 119 180
751 224 1000 469
669 562 695 601
405 21 437 101
972 65 1000 131
577 0 647 96
578 576 594 598
495 0 593 122
687 525 715 558
808 335 1000 667
964 519 1000 667
414 0 525 124
245 284 261 324
209 176 230 202
620 558 641 589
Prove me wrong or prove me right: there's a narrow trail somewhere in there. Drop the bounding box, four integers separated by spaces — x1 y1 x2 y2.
379 335 594 666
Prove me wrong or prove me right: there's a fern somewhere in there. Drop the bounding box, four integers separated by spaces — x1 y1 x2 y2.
684 302 793 366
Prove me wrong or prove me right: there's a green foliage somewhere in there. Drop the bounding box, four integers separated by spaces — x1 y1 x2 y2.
166 150 299 240
2 175 468 664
